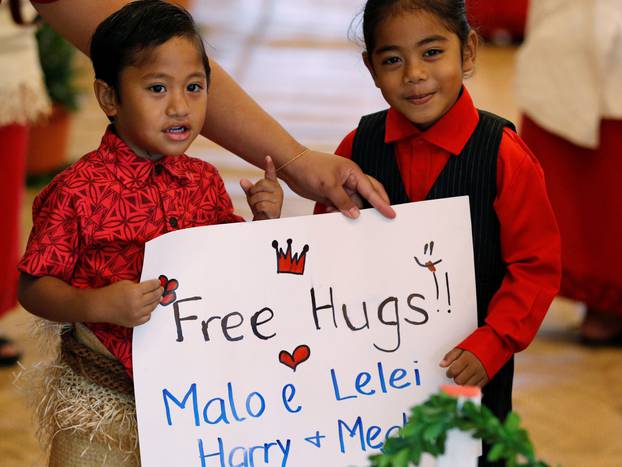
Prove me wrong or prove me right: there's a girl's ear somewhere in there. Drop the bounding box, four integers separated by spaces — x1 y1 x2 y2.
462 30 478 78
93 79 119 118
362 51 380 88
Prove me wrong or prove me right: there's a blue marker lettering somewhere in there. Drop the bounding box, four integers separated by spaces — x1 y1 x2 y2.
281 384 302 413
366 425 383 449
203 397 229 425
162 383 199 427
330 368 356 401
389 368 411 389
227 382 247 422
354 372 375 396
198 437 225 467
245 391 266 418
337 416 365 453
377 361 388 393
275 439 291 466
228 446 248 467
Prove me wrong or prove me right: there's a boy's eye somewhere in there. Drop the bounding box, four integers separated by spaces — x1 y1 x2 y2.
187 83 203 92
148 84 166 93
381 56 402 66
423 49 443 58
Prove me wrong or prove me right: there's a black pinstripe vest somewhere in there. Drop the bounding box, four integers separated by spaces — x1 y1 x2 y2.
351 109 516 432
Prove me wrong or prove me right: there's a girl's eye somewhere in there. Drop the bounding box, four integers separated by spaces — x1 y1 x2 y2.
381 56 402 66
423 49 443 58
148 84 166 93
187 83 203 92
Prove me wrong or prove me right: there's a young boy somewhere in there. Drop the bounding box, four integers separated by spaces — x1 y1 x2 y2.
17 1 283 464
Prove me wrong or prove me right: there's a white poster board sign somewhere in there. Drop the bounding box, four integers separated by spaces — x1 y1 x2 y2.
134 196 478 466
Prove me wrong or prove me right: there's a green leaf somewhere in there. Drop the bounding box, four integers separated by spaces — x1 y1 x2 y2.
368 391 551 467
488 442 506 461
505 413 521 432
393 449 411 467
410 444 423 465
422 422 446 442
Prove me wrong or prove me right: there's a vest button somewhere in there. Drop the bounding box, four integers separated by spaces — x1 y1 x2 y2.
169 217 178 229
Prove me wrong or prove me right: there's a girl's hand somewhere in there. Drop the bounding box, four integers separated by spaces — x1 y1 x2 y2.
90 279 163 327
439 348 489 387
240 156 284 221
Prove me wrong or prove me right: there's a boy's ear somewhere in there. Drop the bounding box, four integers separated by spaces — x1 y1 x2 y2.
462 30 478 78
362 51 380 88
93 79 119 118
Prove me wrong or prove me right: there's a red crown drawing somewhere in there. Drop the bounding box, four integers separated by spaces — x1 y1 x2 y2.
272 239 309 275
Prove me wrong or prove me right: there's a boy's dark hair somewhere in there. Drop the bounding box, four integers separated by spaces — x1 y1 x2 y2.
90 0 210 98
362 0 471 54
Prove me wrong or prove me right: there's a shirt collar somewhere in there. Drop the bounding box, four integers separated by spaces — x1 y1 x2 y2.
385 86 479 155
97 126 192 189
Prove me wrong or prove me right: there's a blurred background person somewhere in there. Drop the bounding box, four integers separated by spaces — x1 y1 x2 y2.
0 0 50 365
517 0 622 345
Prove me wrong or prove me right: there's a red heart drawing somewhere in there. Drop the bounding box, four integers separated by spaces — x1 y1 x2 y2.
279 345 311 372
159 274 179 306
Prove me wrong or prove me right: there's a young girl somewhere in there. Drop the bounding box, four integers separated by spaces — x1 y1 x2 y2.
317 1 561 464
17 1 283 464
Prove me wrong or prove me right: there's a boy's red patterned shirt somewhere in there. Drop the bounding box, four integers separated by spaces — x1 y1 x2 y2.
19 127 244 376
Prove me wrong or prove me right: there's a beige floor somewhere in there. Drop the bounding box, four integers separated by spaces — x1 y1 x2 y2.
1 1 621 466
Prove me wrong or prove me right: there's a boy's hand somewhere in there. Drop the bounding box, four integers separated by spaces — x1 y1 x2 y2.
240 156 284 221
91 279 163 327
439 348 489 387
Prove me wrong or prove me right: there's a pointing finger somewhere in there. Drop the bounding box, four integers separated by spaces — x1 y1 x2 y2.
344 170 395 219
264 156 277 182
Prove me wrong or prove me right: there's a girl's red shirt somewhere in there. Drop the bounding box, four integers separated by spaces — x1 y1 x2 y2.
317 88 561 379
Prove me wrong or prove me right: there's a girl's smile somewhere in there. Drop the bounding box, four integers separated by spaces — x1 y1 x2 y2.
404 91 435 105
364 10 476 129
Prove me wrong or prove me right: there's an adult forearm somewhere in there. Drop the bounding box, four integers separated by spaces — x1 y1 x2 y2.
18 274 101 323
203 63 305 169
34 0 305 170
31 0 394 217
33 0 128 55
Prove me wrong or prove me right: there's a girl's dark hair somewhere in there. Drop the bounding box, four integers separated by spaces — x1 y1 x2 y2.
362 0 471 53
90 0 210 98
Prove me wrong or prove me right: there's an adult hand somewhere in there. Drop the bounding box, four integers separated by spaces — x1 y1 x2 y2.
279 149 395 219
439 348 489 387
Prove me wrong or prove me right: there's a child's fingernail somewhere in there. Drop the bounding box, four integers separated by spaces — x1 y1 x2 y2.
348 207 359 218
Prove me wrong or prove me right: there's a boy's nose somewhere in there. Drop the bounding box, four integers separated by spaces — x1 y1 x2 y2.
167 92 190 117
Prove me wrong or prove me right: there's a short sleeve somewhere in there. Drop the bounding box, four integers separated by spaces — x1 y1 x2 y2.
18 181 81 282
200 163 244 225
